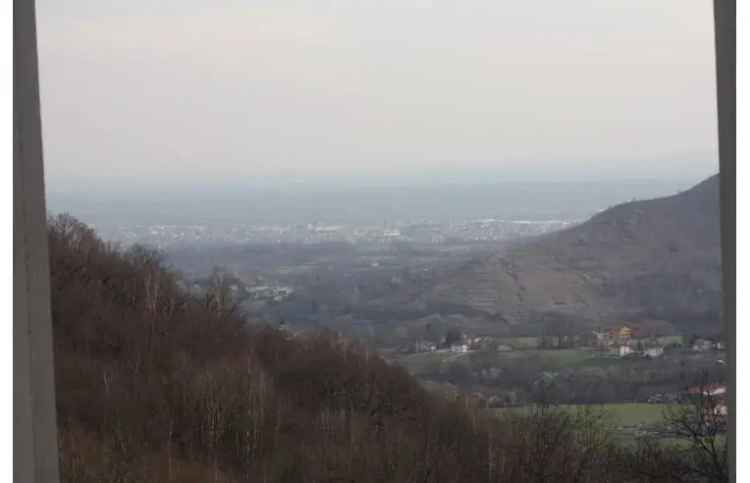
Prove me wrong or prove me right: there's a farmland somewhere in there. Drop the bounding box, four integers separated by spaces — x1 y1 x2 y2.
493 403 686 445
390 345 726 409
394 347 596 375
494 403 671 427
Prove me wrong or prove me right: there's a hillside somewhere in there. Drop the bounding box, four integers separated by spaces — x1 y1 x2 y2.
427 175 722 334
51 214 687 483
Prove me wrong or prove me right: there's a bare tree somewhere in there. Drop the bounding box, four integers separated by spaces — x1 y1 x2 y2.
204 266 237 318
660 376 729 482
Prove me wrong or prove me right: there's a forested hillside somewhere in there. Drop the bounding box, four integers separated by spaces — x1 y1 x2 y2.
49 214 723 483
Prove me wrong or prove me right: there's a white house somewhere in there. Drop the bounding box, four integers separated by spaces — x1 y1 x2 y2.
414 340 437 353
714 403 728 416
688 384 727 397
644 347 664 358
450 344 469 353
692 338 716 352
592 330 609 347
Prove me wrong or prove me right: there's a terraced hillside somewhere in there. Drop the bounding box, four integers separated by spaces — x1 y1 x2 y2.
426 175 722 333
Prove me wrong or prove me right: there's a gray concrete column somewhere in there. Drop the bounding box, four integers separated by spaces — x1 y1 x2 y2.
14 0 61 480
713 1 735 481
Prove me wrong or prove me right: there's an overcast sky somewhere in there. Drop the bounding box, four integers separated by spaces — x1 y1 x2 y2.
36 0 719 188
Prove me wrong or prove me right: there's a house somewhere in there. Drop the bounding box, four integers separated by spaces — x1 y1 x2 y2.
708 384 727 396
592 330 610 349
687 384 728 424
688 383 726 397
644 347 664 358
450 344 469 353
469 336 487 350
609 326 632 339
692 338 716 352
593 330 608 342
414 340 437 353
604 325 634 347
713 403 729 417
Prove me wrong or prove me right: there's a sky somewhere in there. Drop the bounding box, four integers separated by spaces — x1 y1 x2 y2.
36 0 719 189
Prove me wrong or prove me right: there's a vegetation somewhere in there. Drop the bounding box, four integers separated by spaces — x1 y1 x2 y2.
49 214 728 482
398 345 724 408
496 403 671 427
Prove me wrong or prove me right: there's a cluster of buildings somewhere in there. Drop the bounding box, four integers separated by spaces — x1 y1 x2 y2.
411 324 725 361
414 340 439 353
412 333 479 354
687 383 728 420
412 334 515 355
444 219 575 242
412 339 470 354
186 274 295 306
246 284 295 303
593 326 667 358
691 338 725 352
593 326 726 359
99 219 577 249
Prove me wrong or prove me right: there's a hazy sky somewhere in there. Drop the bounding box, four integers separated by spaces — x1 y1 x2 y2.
37 0 719 187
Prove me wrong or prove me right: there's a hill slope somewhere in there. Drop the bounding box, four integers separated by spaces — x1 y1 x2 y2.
52 214 665 482
427 175 722 333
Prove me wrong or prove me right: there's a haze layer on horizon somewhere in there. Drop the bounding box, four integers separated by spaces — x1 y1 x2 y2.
37 0 719 189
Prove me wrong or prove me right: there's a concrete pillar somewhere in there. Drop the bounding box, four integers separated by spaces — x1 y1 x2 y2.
14 0 61 480
713 1 735 481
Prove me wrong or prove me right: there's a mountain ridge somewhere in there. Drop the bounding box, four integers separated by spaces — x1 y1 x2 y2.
426 174 722 333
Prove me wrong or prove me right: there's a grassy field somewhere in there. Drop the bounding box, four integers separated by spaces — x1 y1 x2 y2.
494 336 541 349
394 350 472 375
467 348 596 370
482 335 685 351
598 403 672 426
492 403 693 447
493 403 671 426
395 347 598 375
655 335 685 346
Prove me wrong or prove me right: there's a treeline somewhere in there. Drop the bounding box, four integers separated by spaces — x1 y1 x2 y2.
422 351 726 407
49 214 725 482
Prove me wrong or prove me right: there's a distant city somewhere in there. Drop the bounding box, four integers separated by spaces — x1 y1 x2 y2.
47 177 705 254
93 218 578 249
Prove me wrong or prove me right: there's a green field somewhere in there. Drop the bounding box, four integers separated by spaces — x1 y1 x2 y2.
394 350 472 375
468 348 596 370
394 347 611 377
494 336 541 349
493 403 671 427
492 403 692 446
395 348 598 375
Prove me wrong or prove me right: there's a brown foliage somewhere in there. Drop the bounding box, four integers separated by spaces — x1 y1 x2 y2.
49 214 708 483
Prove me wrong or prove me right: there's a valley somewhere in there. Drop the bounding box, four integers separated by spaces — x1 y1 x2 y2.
152 175 725 408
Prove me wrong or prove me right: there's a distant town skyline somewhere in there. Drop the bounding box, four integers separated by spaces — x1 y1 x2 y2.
37 0 719 188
